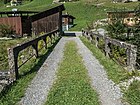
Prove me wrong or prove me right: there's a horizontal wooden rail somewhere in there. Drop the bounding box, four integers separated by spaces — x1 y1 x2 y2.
82 29 137 72
7 29 60 80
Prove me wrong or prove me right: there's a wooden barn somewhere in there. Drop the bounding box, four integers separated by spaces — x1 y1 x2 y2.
0 11 38 36
62 13 75 31
0 4 65 37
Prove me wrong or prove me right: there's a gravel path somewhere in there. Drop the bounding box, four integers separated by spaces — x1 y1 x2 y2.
74 37 123 105
20 36 123 105
20 37 71 105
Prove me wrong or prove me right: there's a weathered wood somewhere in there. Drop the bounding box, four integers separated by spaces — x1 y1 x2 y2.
32 42 39 58
82 29 137 72
7 30 59 80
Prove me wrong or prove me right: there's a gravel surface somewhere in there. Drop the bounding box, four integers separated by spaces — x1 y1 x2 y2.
20 37 71 105
20 36 123 105
74 37 123 105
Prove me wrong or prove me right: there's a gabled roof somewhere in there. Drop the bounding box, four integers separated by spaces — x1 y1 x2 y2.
62 14 76 19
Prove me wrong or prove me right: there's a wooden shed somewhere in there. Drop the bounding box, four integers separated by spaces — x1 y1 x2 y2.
0 4 65 37
62 13 75 31
30 4 65 35
0 11 38 36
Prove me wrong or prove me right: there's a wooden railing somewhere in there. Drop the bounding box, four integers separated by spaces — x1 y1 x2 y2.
7 29 60 82
82 29 137 72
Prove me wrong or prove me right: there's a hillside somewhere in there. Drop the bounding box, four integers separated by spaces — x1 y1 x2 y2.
0 0 139 30
0 0 140 105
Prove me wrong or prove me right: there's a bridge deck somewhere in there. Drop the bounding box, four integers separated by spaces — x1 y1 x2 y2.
20 35 123 105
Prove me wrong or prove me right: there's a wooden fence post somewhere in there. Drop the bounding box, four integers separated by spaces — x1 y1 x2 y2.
89 32 92 43
105 37 110 57
13 51 19 79
43 37 47 49
95 36 99 48
126 45 137 72
58 7 63 36
82 29 84 36
32 42 39 58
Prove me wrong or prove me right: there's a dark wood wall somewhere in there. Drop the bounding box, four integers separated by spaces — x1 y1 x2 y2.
0 17 22 35
32 13 59 35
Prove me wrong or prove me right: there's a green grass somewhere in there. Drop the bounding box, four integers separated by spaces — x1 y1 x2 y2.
81 0 139 9
0 0 139 31
124 80 140 105
0 53 43 105
0 38 28 71
45 41 100 105
0 0 53 11
64 2 108 30
80 36 129 83
64 0 139 31
0 37 60 105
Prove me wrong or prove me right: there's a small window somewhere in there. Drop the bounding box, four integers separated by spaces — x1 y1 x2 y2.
62 18 65 22
127 18 130 21
69 19 72 22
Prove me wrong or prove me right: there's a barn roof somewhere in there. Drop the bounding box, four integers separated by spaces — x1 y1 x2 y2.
0 11 38 17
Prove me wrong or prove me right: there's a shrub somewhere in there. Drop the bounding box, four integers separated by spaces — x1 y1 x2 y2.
0 24 15 37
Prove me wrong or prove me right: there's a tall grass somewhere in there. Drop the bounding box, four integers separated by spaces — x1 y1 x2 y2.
124 80 140 105
0 38 28 71
0 37 60 105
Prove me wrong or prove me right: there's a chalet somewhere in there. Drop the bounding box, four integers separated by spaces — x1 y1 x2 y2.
10 0 22 6
62 13 75 31
107 11 140 26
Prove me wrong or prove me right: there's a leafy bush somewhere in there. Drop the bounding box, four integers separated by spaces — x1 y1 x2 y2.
0 24 15 37
106 4 140 69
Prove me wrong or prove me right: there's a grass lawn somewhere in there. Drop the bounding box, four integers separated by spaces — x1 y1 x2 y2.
45 41 100 105
0 0 53 11
64 2 108 31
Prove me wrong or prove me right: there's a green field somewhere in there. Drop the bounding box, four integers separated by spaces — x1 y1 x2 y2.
0 0 139 30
